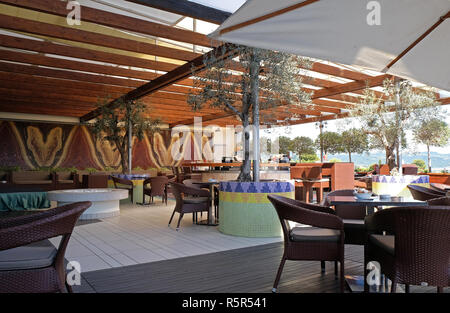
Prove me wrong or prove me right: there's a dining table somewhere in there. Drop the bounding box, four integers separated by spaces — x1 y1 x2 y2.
327 194 428 293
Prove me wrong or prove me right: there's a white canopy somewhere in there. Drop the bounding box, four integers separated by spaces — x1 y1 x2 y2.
211 0 450 92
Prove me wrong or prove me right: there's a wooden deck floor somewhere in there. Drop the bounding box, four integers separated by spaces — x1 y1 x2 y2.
74 243 447 293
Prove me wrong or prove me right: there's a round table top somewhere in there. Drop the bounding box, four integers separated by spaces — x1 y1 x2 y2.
48 188 129 202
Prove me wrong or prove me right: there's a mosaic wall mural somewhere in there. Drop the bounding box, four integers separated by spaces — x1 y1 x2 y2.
0 121 211 170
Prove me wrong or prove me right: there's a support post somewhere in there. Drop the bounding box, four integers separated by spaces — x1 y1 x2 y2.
250 54 260 182
128 118 132 175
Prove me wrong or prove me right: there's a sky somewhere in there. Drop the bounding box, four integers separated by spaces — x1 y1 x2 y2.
189 0 247 12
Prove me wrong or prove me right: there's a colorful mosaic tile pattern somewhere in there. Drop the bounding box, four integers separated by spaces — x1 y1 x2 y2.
372 175 429 184
219 181 294 193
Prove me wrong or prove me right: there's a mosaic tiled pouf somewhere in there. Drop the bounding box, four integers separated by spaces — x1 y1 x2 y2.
219 181 295 237
108 174 150 204
372 175 430 199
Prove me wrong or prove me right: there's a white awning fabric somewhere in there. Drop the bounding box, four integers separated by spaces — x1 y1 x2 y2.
211 0 450 92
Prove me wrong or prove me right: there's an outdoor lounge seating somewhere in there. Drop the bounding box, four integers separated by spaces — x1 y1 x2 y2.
407 184 445 201
322 189 367 245
54 171 79 190
168 182 210 231
364 205 450 293
111 176 134 203
267 195 345 293
11 171 56 191
0 201 91 293
142 176 169 204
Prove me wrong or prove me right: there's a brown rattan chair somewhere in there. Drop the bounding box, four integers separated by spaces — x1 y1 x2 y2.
427 196 450 206
168 182 210 231
407 184 444 201
429 183 450 194
142 176 169 205
111 176 134 203
267 195 345 293
322 189 366 245
364 205 450 293
0 201 91 293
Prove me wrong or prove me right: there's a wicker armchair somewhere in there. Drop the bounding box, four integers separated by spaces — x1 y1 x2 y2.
168 182 210 231
0 201 91 293
322 189 366 245
427 196 450 206
111 176 134 203
407 185 444 201
267 195 345 293
364 206 450 293
142 176 169 204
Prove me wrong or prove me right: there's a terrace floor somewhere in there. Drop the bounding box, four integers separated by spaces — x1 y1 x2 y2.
50 199 280 273
47 197 448 293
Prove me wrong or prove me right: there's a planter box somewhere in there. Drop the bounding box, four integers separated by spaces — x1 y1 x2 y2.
219 180 294 238
372 175 429 199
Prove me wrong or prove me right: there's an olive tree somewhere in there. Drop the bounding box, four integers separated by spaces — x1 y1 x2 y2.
413 118 450 172
315 131 342 157
188 44 311 181
90 98 160 174
340 128 369 163
291 136 316 160
350 79 438 170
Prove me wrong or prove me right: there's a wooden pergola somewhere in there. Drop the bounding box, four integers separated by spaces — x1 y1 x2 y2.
0 0 448 128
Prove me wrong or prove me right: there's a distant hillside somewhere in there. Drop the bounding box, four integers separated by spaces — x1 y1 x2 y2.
326 151 450 171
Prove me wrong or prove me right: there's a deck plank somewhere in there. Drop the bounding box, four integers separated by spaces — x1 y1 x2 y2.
74 243 448 293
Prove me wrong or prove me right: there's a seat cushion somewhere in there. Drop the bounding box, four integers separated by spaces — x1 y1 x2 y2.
290 226 340 242
15 180 52 185
343 219 365 229
183 196 209 204
0 240 57 271
369 234 395 255
58 180 74 184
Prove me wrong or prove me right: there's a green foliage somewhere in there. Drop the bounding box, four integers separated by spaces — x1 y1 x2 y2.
291 136 315 156
328 158 342 163
315 131 342 155
277 136 292 155
350 79 438 170
53 167 78 173
89 97 160 174
84 167 98 174
0 165 21 172
300 153 319 163
187 44 312 182
414 118 450 149
412 159 427 172
340 128 369 162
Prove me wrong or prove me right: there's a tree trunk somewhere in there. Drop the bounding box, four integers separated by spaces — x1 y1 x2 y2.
385 145 396 171
118 138 128 174
427 144 431 173
348 151 352 163
250 53 260 182
238 114 252 182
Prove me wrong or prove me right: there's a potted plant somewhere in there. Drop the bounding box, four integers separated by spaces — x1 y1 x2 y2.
188 44 311 237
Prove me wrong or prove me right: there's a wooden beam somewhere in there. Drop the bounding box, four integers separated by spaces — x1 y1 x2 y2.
125 0 231 24
0 61 145 87
384 10 450 71
169 74 392 126
0 0 216 47
219 0 319 35
0 14 200 61
0 34 177 72
80 44 240 122
0 49 160 81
